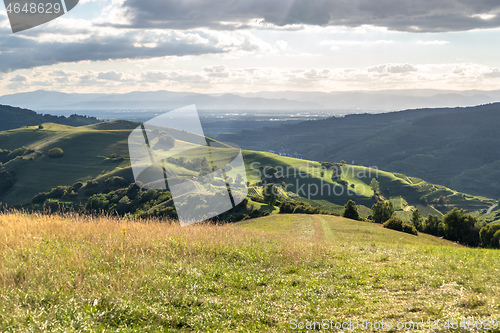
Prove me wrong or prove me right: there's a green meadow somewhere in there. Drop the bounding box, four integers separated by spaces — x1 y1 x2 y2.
0 213 498 332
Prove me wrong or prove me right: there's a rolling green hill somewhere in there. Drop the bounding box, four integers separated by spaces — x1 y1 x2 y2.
218 103 500 199
0 122 136 205
0 121 496 223
242 151 495 219
0 104 100 131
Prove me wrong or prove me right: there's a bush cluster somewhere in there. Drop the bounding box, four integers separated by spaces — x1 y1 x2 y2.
383 216 418 235
48 147 64 158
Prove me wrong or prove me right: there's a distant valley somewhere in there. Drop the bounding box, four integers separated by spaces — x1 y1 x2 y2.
219 103 500 199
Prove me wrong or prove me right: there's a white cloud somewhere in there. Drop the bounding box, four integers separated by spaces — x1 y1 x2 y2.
3 62 500 93
417 40 450 45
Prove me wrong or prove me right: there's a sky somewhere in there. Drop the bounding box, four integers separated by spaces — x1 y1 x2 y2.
2 0 500 94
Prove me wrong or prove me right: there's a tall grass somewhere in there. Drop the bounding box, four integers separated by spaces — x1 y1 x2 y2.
0 212 499 332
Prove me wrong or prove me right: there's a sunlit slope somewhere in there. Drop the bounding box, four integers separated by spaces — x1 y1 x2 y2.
236 214 462 247
243 151 494 217
0 122 236 205
0 122 495 218
0 122 135 205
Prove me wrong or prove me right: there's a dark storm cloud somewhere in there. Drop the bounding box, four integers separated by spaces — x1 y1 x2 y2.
120 0 500 32
0 30 223 72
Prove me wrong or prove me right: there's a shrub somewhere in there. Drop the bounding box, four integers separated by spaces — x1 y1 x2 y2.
383 217 418 235
48 148 64 158
71 181 84 192
250 196 265 203
86 193 110 211
44 199 61 212
105 176 130 190
492 230 500 249
343 200 360 220
7 147 28 160
32 192 48 204
84 180 100 196
46 186 70 199
279 200 320 215
115 196 131 215
0 168 16 196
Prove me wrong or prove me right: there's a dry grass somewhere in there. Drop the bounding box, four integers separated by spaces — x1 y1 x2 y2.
0 212 499 332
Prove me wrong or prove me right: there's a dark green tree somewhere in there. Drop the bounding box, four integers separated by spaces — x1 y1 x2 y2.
479 224 500 248
422 214 444 236
263 183 278 207
370 178 380 195
371 201 394 223
343 200 360 220
442 208 481 246
411 209 423 231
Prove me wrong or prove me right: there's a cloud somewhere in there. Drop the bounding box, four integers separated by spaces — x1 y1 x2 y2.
417 40 450 45
204 65 230 78
0 29 226 72
98 71 123 81
10 74 28 81
321 39 394 50
5 62 500 93
368 64 418 74
49 70 74 77
0 10 272 73
118 0 500 32
484 69 500 78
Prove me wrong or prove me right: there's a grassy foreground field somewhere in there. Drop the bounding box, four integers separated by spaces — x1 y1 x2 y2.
0 213 499 332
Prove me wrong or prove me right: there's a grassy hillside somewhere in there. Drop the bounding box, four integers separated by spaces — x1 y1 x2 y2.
0 212 498 332
237 214 460 247
242 151 494 218
0 104 99 131
0 122 136 205
0 121 495 222
219 103 500 199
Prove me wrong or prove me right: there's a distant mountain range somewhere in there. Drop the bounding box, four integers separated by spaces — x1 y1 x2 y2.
240 89 500 112
1 89 500 114
0 90 322 113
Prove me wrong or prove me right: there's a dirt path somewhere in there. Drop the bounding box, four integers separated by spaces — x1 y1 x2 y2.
310 215 335 242
487 204 497 215
311 215 324 242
